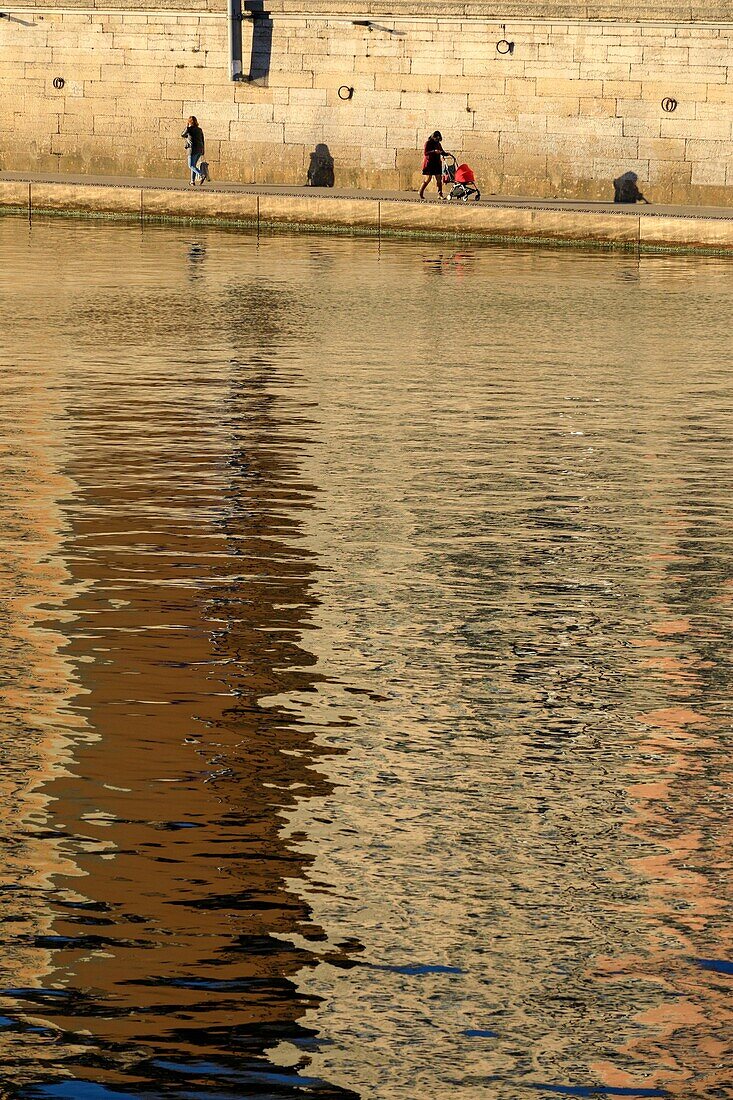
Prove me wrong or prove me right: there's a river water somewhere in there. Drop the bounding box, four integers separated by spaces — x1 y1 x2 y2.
0 216 731 1099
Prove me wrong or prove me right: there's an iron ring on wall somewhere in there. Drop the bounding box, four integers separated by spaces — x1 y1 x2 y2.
52 76 65 90
662 97 677 113
496 39 514 55
338 85 354 101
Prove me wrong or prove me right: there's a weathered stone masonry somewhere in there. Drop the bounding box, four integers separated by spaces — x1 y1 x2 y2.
3 2 733 204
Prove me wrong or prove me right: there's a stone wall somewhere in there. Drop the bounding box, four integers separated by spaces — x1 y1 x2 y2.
2 4 733 203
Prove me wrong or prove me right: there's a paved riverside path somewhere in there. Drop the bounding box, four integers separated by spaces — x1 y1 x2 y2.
2 171 733 250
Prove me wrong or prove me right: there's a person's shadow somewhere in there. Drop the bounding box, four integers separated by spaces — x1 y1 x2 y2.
613 170 649 204
306 144 335 188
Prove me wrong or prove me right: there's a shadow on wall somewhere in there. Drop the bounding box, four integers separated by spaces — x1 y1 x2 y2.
613 170 649 204
306 144 335 187
245 1 273 84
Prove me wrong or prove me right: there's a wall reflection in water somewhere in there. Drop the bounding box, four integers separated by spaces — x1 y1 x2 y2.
0 220 731 1100
0 223 358 1097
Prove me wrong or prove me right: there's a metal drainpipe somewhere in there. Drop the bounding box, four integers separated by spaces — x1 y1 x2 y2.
228 0 243 81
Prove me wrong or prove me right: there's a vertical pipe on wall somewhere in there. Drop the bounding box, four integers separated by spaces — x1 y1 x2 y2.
228 0 243 81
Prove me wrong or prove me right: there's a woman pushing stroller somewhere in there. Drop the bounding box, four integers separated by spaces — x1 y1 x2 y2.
420 131 447 200
419 132 481 202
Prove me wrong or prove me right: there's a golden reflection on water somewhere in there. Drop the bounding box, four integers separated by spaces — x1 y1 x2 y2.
0 218 731 1099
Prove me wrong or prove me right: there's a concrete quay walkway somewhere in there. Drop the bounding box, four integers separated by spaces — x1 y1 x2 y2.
2 171 733 252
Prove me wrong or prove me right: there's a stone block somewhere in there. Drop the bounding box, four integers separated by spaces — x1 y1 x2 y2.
283 122 323 144
547 115 624 136
602 80 642 98
501 151 547 177
604 44 644 63
690 160 728 186
0 181 31 211
673 26 723 39
662 117 730 140
111 32 151 49
25 61 98 83
360 144 397 170
535 77 603 98
160 84 186 103
142 187 259 221
229 120 284 143
642 46 690 64
687 47 733 67
378 198 526 239
325 37 367 58
344 89 402 111
592 158 650 182
462 57 508 77
580 96 619 117
401 89 466 113
84 80 162 100
631 64 727 84
31 181 142 215
371 72 426 93
579 63 632 81
411 57 463 77
225 141 307 185
0 45 43 62
516 113 550 133
502 131 637 160
686 138 733 161
457 131 502 156
444 74 502 95
618 97 693 121
259 193 379 230
267 70 315 89
504 77 535 97
353 56 409 75
523 61 582 79
571 41 613 63
233 101 275 123
315 72 375 92
60 95 118 118
621 116 662 138
343 105 405 131
532 207 640 243
639 214 733 249
291 104 366 127
321 123 387 147
638 136 687 160
200 82 248 103
384 125 423 149
93 114 132 135
647 158 692 187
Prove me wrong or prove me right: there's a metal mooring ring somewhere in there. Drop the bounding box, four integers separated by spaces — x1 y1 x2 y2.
496 39 514 55
52 76 65 90
338 85 354 101
662 97 677 112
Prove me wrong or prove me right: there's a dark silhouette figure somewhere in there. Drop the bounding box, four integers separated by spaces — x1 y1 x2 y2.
613 171 650 204
307 144 335 188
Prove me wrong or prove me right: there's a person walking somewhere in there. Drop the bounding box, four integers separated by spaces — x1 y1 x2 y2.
182 116 206 186
419 131 446 200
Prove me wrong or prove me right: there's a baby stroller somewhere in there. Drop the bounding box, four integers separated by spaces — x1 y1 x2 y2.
442 154 481 202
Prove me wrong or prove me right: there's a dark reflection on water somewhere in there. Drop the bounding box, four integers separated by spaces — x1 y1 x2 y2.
0 220 732 1099
0 224 358 1097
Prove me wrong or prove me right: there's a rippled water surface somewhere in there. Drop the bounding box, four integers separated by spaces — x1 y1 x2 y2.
0 216 731 1099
